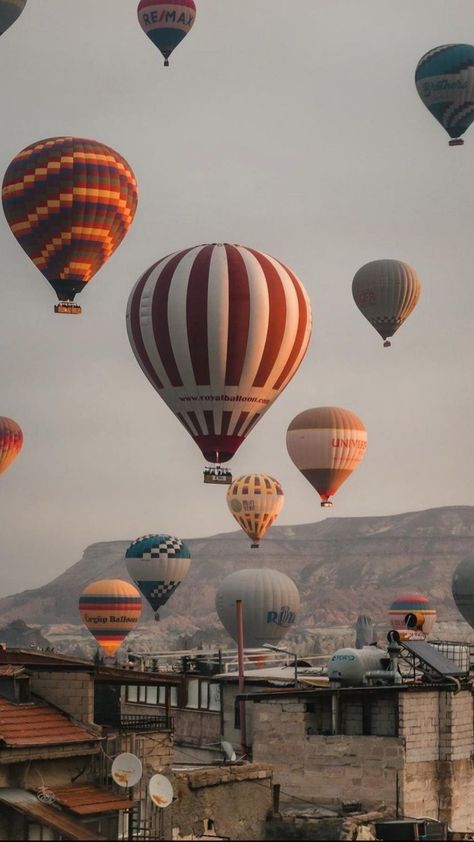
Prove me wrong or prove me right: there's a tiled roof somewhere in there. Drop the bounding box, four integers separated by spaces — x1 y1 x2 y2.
0 789 105 841
0 696 97 748
0 666 25 678
47 784 136 815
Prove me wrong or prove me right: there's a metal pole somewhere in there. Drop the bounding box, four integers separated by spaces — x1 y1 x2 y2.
294 654 298 685
236 600 247 751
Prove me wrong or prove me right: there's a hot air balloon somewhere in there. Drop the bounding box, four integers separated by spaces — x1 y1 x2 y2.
452 557 474 629
2 137 138 314
388 593 436 641
126 534 191 620
0 0 26 36
216 568 300 649
0 417 22 477
137 0 196 67
286 407 367 507
227 474 284 549
415 44 474 146
126 243 312 483
352 259 421 348
79 579 142 657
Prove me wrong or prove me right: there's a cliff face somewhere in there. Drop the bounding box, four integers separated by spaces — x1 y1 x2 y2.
0 506 473 635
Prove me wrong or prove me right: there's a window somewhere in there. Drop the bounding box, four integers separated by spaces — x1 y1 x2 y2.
146 686 158 705
200 681 209 709
170 686 178 707
208 683 221 712
127 685 138 703
186 679 221 711
138 685 147 703
187 679 199 709
158 686 166 705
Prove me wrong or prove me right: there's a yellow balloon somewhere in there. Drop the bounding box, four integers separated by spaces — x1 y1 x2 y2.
227 474 284 548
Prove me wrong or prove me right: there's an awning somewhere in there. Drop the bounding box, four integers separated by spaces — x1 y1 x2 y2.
0 789 106 841
46 784 136 815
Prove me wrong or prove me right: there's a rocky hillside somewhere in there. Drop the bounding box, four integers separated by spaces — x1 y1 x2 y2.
1 507 474 644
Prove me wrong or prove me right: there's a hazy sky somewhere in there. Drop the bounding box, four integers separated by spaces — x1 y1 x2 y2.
1 0 474 595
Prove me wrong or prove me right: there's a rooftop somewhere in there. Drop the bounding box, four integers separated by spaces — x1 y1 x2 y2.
0 695 97 748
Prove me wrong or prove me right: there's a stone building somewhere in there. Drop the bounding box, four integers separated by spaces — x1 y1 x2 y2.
0 649 273 841
242 682 474 833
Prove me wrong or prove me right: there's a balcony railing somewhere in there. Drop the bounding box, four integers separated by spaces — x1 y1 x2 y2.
103 713 174 732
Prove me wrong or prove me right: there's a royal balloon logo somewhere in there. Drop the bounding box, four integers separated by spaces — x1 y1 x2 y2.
421 77 468 98
267 606 296 627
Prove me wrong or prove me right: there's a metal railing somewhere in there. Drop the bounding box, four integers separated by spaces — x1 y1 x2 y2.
119 713 174 732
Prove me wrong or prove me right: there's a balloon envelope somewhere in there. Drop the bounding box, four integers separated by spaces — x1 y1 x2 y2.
415 44 474 144
126 243 312 465
215 568 300 648
79 579 142 657
352 259 421 346
286 407 367 506
0 0 26 36
452 557 474 629
388 593 436 639
0 417 22 476
137 0 196 65
227 474 284 547
2 137 138 309
125 534 191 619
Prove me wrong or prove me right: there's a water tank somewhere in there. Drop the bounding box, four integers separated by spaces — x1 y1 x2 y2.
328 646 387 685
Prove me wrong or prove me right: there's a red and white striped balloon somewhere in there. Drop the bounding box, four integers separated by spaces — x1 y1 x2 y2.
126 243 312 464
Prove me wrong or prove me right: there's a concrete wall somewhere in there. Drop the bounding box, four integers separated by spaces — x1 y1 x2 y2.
253 699 403 809
30 671 94 725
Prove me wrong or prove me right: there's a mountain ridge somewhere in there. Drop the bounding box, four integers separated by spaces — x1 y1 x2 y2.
1 505 473 631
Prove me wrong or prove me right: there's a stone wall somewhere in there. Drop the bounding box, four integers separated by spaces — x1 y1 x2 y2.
30 671 94 724
252 699 404 809
172 764 273 841
399 689 474 832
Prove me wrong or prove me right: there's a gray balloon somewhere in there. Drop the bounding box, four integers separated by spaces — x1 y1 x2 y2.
215 568 300 648
452 556 474 629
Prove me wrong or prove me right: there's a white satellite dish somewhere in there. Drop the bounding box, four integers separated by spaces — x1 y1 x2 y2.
221 740 237 762
111 753 143 788
148 774 173 809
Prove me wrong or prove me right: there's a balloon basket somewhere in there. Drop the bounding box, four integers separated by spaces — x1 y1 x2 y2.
203 466 232 485
383 340 391 348
250 543 259 549
321 501 333 508
449 138 464 147
54 302 82 315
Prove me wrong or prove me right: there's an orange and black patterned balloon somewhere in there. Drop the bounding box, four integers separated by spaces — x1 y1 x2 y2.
2 137 138 308
0 416 23 477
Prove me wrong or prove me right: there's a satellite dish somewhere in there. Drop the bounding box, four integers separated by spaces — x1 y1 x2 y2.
111 753 143 788
148 774 174 809
221 740 237 762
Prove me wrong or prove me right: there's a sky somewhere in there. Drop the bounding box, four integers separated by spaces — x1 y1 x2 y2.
1 0 474 595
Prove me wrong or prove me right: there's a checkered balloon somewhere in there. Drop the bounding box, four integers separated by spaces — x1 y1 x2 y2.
125 534 191 617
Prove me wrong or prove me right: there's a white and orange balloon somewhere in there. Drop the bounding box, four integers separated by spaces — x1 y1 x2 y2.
227 474 284 548
286 407 367 507
126 243 312 469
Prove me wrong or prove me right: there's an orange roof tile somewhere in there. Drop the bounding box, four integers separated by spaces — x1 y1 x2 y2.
46 784 136 815
0 696 97 748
